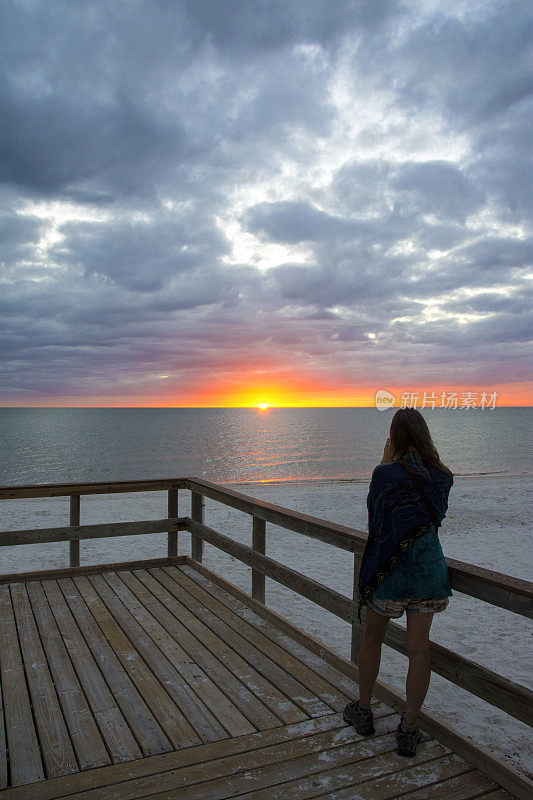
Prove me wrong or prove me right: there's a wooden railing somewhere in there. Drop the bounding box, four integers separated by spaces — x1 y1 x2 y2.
1 476 532 731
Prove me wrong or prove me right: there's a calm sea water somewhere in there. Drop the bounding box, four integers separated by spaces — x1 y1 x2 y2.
0 407 531 486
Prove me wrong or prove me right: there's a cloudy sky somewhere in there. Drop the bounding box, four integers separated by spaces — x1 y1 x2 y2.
1 0 531 406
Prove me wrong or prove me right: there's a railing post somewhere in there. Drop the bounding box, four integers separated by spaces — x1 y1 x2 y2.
191 491 204 563
167 488 178 557
69 494 80 567
252 516 266 603
350 551 363 662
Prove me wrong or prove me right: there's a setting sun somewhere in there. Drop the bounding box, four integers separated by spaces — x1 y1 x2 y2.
257 402 270 409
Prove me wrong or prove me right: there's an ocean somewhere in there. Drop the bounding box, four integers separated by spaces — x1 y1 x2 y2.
0 407 531 486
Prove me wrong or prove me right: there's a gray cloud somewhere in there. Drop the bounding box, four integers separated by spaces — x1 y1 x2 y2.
54 212 230 291
0 213 45 266
243 201 364 243
392 161 484 222
184 0 399 54
445 289 532 316
0 0 531 402
379 2 532 126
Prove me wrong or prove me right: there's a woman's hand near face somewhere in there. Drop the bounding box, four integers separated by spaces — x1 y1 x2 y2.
381 437 393 464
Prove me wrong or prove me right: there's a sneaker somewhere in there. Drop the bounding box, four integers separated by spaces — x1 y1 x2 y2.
342 700 375 735
395 714 422 756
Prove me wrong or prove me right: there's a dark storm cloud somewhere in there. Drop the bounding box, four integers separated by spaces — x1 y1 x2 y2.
0 0 531 401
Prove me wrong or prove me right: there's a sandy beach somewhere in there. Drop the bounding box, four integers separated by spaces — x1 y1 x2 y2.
1 473 531 778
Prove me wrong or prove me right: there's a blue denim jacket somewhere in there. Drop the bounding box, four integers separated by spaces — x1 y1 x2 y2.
371 525 452 600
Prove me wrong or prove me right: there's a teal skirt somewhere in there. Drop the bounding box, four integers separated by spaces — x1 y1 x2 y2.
372 526 452 600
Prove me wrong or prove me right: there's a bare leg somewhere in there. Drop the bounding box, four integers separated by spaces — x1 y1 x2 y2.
356 606 390 706
405 611 434 725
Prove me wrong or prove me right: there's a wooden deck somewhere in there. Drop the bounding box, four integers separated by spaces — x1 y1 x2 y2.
0 559 517 800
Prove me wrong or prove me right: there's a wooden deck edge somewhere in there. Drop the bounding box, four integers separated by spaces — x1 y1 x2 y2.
0 556 188 584
183 556 533 800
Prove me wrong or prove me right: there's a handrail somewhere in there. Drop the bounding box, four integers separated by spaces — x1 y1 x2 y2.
1 476 530 615
0 518 188 546
185 477 364 552
0 478 186 561
0 478 186 498
182 478 533 616
1 476 531 728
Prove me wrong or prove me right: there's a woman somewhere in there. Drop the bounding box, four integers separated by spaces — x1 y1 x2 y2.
343 407 454 757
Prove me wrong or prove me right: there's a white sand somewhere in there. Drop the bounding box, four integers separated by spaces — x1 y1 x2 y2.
1 473 532 778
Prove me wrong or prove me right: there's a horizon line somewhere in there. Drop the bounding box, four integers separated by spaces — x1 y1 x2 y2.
0 404 531 410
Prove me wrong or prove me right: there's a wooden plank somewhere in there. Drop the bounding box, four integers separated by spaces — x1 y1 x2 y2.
191 491 204 562
186 517 351 620
0 584 43 787
167 488 179 557
81 573 224 746
25 580 111 771
9 582 78 779
180 564 363 708
117 569 284 730
0 713 357 800
0 479 186 499
55 713 402 800
158 566 334 718
101 570 257 737
0 518 182 547
169 565 360 709
57 576 173 757
134 569 310 726
252 516 266 603
73 574 203 748
231 753 480 800
221 739 450 800
475 792 517 800
69 494 80 567
121 732 447 800
182 558 368 702
147 567 309 725
0 556 186 585
379 770 502 800
40 579 142 764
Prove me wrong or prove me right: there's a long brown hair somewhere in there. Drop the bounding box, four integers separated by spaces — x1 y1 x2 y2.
389 407 453 477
